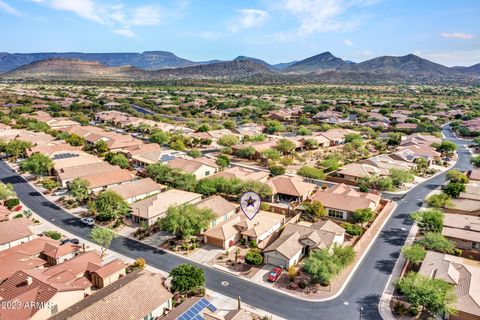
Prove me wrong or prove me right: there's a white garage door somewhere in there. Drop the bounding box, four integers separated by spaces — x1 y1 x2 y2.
265 254 287 268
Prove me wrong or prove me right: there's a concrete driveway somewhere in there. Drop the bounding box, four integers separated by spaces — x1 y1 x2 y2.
189 244 224 264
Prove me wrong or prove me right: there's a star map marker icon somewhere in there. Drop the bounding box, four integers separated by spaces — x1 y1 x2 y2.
240 191 261 220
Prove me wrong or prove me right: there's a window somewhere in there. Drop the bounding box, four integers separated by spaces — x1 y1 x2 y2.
205 171 211 176
328 209 345 219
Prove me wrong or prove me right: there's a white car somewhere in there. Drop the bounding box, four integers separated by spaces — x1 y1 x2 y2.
81 217 95 226
53 189 69 196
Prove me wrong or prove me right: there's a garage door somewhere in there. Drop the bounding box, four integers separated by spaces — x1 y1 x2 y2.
265 254 287 268
206 237 224 249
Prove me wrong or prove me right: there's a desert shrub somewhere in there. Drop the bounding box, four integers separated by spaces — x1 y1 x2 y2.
43 230 62 240
245 250 263 265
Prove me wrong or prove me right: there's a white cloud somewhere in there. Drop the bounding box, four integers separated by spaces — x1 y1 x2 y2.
344 39 355 47
229 9 269 32
131 5 162 26
440 32 474 40
278 0 377 35
32 0 164 36
112 28 136 38
0 0 22 16
414 49 480 67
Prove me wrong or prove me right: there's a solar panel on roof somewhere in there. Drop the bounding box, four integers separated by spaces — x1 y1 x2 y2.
175 298 217 320
52 153 80 160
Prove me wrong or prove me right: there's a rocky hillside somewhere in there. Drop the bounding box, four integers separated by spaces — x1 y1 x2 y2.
5 59 137 80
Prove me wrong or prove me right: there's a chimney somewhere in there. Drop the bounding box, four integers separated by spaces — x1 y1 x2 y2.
26 276 33 286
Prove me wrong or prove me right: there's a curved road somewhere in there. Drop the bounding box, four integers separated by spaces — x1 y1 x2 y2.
0 126 472 320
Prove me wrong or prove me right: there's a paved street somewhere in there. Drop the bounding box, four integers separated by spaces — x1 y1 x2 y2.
0 126 471 320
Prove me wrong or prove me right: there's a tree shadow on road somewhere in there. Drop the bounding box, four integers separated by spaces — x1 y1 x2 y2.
356 294 382 320
379 228 407 246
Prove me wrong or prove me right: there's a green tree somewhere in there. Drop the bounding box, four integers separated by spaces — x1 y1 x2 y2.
65 133 84 146
472 155 480 168
245 250 263 265
387 132 402 146
90 226 117 257
297 126 311 136
42 178 60 190
0 182 15 200
68 178 90 203
303 138 319 150
303 245 355 285
146 163 197 192
107 153 130 169
396 272 457 316
218 134 239 147
20 153 53 176
150 130 170 145
418 232 455 254
159 204 214 239
170 264 205 293
443 182 466 198
236 146 256 159
95 140 109 154
436 140 457 155
401 244 426 265
3 140 33 158
198 124 211 132
297 166 325 180
275 138 296 155
426 193 454 209
389 168 414 187
352 208 375 226
446 170 468 184
265 120 284 134
94 190 129 221
269 165 286 176
302 201 326 220
215 155 230 168
187 149 202 158
410 209 444 233
260 148 281 161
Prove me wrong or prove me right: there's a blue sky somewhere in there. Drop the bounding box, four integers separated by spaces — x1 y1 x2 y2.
0 0 479 66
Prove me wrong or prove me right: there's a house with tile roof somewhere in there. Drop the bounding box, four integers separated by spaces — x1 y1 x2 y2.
332 162 390 185
263 221 345 268
195 195 238 228
203 211 284 249
0 218 34 251
50 270 172 320
107 177 166 204
166 157 219 179
129 189 203 226
213 166 269 183
268 175 318 203
310 184 382 221
442 214 480 255
418 251 480 320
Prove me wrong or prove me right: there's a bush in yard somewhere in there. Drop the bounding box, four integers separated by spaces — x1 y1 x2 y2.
396 272 457 316
447 170 468 184
269 165 286 176
0 182 15 201
20 153 54 176
352 208 375 226
389 168 414 188
245 250 263 265
410 209 444 233
4 198 20 210
426 193 454 208
131 258 146 270
302 201 326 220
298 281 307 289
94 190 129 221
68 178 90 203
401 244 426 265
342 223 363 236
443 182 466 198
418 232 455 254
215 155 230 168
14 213 23 219
43 230 62 240
170 264 205 293
297 166 325 180
303 245 355 285
42 178 59 190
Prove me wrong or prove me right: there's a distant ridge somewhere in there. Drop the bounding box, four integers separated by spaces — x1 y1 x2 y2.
2 51 480 84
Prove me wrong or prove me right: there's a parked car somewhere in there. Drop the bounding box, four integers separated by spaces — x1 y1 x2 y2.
267 267 283 282
53 189 68 196
61 238 80 245
81 217 94 226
